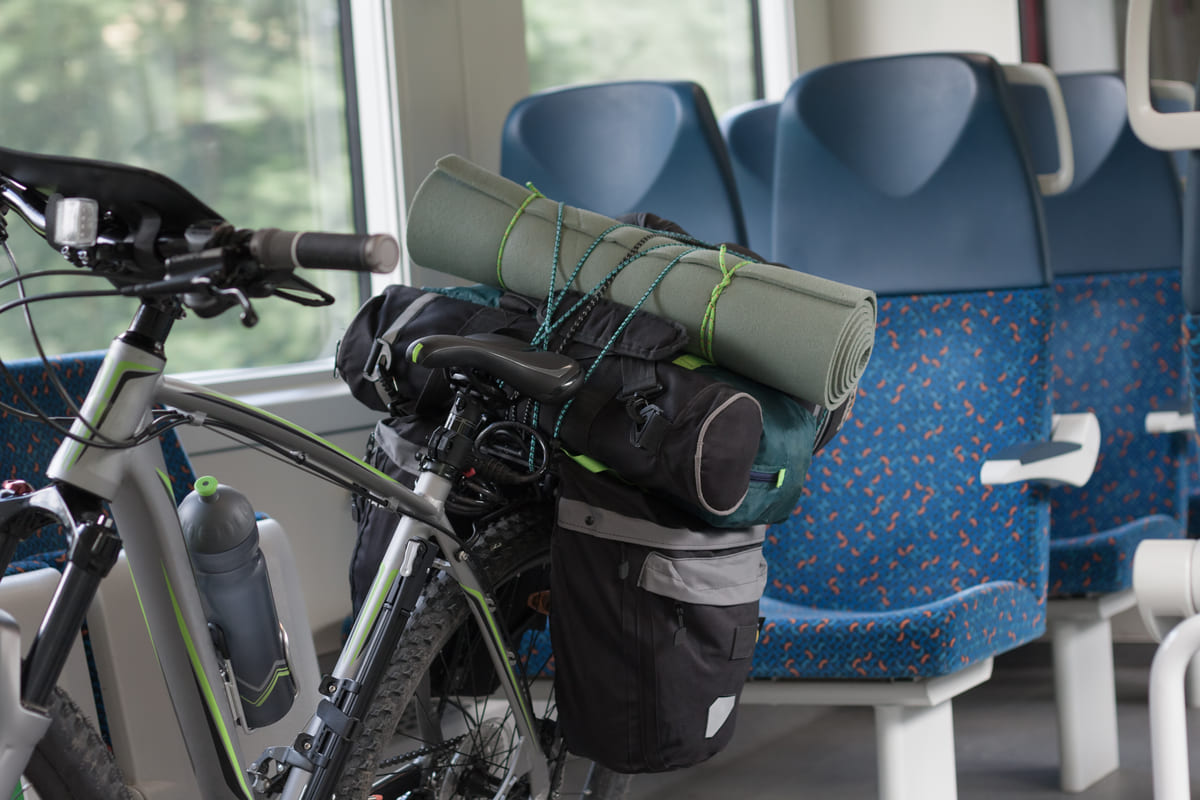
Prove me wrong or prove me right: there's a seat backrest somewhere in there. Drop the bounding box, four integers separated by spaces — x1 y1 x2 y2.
765 53 1053 618
500 80 748 246
772 53 1048 295
1010 72 1187 540
719 99 780 257
0 352 195 567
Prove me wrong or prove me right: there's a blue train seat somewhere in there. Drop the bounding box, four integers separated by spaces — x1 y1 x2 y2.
500 80 749 247
0 351 196 745
755 52 1056 800
0 351 195 571
719 99 780 256
1009 69 1187 791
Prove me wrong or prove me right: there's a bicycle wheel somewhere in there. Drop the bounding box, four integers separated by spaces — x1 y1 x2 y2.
336 505 630 800
19 686 131 799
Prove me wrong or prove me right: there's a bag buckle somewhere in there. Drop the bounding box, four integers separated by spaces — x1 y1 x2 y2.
628 400 667 450
364 338 391 384
364 338 405 414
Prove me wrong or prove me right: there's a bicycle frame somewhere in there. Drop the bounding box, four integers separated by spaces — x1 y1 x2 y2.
0 333 551 799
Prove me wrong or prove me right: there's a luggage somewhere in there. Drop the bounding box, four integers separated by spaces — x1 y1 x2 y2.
338 285 820 526
549 458 766 773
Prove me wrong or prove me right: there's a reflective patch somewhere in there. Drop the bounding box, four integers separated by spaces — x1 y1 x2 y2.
706 695 737 738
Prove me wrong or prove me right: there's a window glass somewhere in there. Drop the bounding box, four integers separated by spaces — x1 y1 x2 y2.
0 0 357 372
523 0 759 116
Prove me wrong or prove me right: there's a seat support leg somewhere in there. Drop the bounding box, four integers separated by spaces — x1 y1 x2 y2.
1051 616 1119 792
875 701 957 800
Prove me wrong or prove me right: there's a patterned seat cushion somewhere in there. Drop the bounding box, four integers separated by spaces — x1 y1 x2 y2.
0 352 195 565
1048 271 1187 596
757 288 1052 679
752 581 1044 679
1050 515 1179 596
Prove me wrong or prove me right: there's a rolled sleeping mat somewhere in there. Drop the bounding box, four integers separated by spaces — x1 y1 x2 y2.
406 155 877 408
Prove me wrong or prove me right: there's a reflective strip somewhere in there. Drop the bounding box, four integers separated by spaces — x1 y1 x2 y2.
557 497 765 550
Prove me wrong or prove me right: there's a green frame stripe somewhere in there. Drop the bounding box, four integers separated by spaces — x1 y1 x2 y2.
197 389 397 485
61 359 160 469
459 583 539 736
346 566 398 664
162 563 252 800
127 562 160 663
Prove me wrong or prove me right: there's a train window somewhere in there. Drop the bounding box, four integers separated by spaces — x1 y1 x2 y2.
0 0 360 372
522 0 763 115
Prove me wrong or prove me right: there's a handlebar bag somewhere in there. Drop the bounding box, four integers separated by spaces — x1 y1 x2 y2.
549 458 766 773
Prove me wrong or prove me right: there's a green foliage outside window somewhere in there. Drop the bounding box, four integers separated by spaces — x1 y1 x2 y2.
0 0 356 372
523 0 758 116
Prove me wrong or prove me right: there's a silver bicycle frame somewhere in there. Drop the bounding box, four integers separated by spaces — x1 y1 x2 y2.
0 338 549 799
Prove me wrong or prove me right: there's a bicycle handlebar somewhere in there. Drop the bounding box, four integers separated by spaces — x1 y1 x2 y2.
0 145 400 319
249 229 400 275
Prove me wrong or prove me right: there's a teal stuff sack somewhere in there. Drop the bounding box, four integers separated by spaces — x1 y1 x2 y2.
675 356 818 528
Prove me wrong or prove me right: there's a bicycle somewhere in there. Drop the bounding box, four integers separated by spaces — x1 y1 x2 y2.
0 145 631 800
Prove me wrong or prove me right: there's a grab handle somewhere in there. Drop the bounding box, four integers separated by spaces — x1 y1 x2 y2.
1002 63 1075 195
1151 79 1196 111
1126 0 1200 150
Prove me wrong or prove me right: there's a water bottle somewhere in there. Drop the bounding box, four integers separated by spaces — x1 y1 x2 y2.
180 475 296 730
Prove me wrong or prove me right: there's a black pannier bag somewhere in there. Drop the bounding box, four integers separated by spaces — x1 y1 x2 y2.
336 285 773 522
550 458 767 773
349 414 445 615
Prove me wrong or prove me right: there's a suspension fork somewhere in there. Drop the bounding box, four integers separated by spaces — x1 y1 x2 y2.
0 487 119 797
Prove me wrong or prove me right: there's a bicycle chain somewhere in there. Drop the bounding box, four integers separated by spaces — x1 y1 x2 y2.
377 732 467 769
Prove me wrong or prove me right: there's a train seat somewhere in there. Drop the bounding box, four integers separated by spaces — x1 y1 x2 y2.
1010 71 1186 791
750 52 1058 800
719 99 780 257
500 80 749 247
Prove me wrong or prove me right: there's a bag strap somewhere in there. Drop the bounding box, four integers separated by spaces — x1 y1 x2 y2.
362 291 440 412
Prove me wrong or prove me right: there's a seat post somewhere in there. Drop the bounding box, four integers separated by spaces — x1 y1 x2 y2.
875 702 957 800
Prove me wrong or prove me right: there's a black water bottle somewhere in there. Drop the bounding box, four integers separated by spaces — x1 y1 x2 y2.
180 476 296 729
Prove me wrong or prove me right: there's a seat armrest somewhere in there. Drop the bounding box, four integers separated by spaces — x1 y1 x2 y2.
979 412 1100 487
1145 402 1194 434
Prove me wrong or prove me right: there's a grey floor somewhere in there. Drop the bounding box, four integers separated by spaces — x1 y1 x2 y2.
624 644 1198 799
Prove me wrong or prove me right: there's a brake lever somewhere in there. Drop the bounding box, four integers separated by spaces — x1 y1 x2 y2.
212 285 258 327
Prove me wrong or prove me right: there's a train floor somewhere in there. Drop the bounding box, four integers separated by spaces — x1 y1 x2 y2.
624 643 1198 799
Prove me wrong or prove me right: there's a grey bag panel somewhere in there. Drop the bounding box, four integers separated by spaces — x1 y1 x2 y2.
638 549 768 606
556 497 766 551
373 418 425 471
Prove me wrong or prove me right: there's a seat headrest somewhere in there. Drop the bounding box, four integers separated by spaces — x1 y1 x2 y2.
773 53 1050 295
1010 72 1181 276
500 80 747 246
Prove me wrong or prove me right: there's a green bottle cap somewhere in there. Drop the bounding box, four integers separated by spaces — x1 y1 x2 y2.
194 475 219 498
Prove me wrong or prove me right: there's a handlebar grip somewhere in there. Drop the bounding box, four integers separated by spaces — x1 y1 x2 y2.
249 228 399 274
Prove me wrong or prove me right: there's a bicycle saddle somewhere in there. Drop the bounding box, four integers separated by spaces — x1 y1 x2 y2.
407 334 583 405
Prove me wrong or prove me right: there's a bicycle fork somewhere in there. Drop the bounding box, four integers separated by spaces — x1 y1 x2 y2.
0 485 122 796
